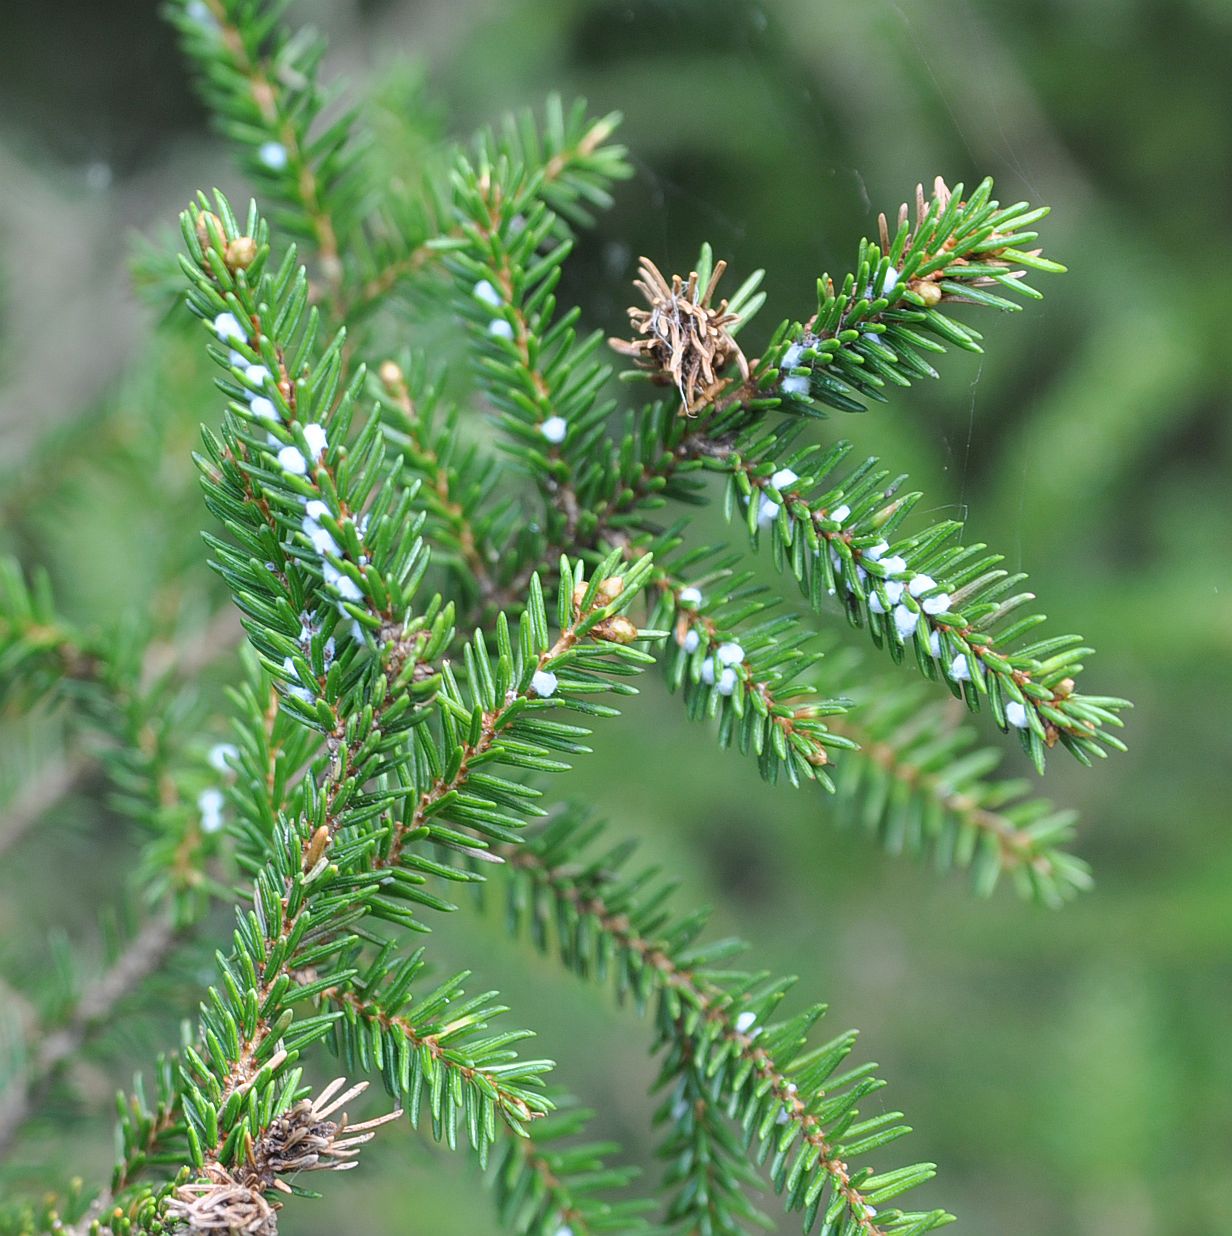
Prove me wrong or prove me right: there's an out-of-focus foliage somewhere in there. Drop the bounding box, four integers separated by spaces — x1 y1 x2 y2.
0 1 1228 1233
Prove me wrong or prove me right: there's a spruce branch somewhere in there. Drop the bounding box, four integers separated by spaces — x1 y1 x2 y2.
494 815 952 1234
708 435 1128 770
738 177 1065 418
318 953 553 1150
650 553 855 788
169 0 361 314
4 7 1140 1226
822 653 1092 903
350 97 629 322
376 357 505 605
488 1101 658 1235
442 151 611 535
373 551 659 869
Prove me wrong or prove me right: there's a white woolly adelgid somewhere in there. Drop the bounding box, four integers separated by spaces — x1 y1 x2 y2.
277 445 308 476
301 422 328 459
257 140 288 170
779 339 810 397
302 499 339 557
757 467 798 527
197 787 225 834
473 278 502 308
211 310 245 343
530 669 558 698
540 416 567 444
280 655 314 704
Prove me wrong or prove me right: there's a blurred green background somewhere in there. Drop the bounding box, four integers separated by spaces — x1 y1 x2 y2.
1 1 1230 1233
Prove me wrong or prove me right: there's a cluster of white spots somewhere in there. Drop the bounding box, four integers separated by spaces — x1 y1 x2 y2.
276 424 327 477
302 500 339 556
779 341 810 397
776 1082 798 1125
716 642 744 666
323 561 363 604
531 668 558 698
540 416 567 444
757 468 798 527
1005 700 1030 729
681 628 701 653
734 1010 761 1037
472 280 515 338
893 604 920 640
257 141 288 171
212 310 245 344
207 742 238 773
865 554 907 613
880 265 899 296
927 630 943 659
699 657 738 695
552 1226 573 1236
677 586 703 608
884 575 954 644
948 653 971 682
828 503 851 525
281 655 315 704
300 495 369 643
244 364 277 422
197 787 225 834
907 573 951 615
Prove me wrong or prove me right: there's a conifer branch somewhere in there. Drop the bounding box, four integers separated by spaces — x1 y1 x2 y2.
318 959 553 1145
488 1102 657 1234
349 100 629 322
651 555 855 788
375 357 507 606
708 437 1128 770
651 557 1090 903
169 0 358 313
823 666 1091 903
443 159 609 538
4 8 1136 1226
495 816 952 1234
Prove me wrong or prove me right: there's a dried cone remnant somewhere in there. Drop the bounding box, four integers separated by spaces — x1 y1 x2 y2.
165 1079 399 1233
610 256 748 416
882 176 1045 306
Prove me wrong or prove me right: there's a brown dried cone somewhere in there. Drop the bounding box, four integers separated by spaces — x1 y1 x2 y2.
165 1079 400 1234
609 256 749 416
879 176 1044 305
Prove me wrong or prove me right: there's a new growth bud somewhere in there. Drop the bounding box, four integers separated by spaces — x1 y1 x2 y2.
594 615 638 644
224 236 258 271
195 210 224 251
597 576 625 604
